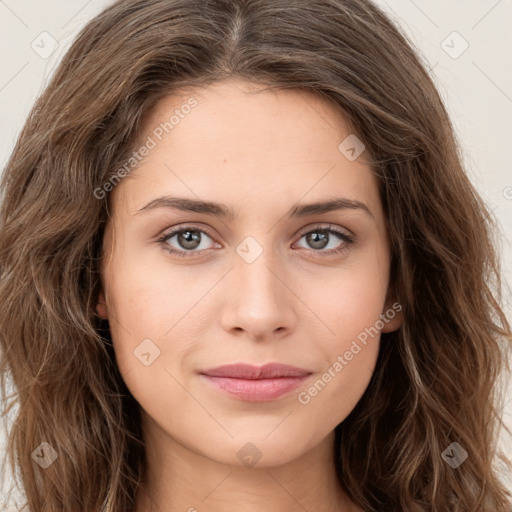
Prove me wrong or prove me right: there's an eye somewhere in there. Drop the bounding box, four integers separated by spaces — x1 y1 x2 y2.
294 224 354 255
157 226 218 258
157 223 355 259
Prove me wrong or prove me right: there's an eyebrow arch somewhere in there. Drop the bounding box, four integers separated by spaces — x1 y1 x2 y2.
136 195 374 220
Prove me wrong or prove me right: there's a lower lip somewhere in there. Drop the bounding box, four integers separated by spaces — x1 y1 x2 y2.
200 375 311 402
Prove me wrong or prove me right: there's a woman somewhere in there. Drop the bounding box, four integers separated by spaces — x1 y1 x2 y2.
1 0 511 510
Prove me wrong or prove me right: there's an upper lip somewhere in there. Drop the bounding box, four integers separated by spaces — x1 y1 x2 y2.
200 363 312 379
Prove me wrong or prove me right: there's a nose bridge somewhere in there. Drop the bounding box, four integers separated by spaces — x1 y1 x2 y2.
236 233 283 306
222 233 295 338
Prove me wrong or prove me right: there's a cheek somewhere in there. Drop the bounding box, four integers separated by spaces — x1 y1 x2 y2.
104 256 177 374
297 304 383 434
104 248 216 408
297 251 388 422
314 246 389 344
296 341 380 436
105 272 188 422
105 234 199 337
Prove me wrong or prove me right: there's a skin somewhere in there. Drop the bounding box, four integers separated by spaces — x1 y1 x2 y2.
97 78 402 512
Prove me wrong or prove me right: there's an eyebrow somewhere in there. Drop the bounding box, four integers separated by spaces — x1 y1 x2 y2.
136 195 374 220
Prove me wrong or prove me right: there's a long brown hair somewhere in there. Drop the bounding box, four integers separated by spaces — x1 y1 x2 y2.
1 0 511 510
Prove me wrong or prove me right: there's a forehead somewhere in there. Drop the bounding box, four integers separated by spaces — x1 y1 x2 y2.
111 79 381 220
138 79 357 160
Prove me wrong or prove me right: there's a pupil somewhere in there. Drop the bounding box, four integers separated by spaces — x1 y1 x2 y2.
307 231 328 249
179 230 200 249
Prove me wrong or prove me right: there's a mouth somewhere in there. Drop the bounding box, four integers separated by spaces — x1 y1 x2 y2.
199 363 313 402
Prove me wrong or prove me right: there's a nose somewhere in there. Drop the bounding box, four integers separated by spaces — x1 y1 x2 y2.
220 243 297 342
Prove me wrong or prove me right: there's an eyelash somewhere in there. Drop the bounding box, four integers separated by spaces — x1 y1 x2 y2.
156 223 355 259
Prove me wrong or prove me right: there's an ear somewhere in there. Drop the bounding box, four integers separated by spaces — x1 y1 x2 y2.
380 301 403 333
96 289 109 319
381 285 403 333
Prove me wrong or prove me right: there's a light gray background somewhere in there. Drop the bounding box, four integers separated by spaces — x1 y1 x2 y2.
1 0 511 506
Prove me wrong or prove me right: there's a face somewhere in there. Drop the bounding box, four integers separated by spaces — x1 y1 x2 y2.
97 78 401 468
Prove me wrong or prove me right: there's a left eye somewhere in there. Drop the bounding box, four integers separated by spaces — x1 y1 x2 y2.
158 227 217 257
158 224 354 258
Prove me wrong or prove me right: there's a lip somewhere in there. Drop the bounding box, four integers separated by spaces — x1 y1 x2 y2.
201 363 312 379
199 363 313 402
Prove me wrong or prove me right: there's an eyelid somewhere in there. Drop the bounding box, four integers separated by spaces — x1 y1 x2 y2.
159 222 216 238
158 222 355 257
295 222 354 239
158 223 219 248
160 222 353 240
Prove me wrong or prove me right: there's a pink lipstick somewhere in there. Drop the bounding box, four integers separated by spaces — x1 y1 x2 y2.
199 363 312 402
